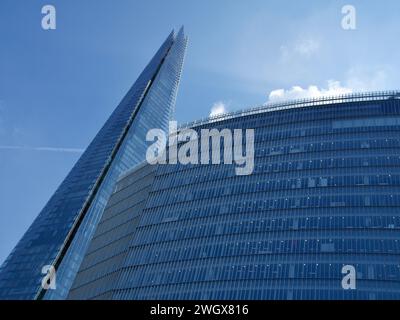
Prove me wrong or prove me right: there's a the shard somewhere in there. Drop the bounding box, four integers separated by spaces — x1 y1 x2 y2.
0 27 187 300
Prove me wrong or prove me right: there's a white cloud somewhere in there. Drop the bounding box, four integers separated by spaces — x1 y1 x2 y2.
267 66 395 103
0 145 84 153
209 101 228 117
267 80 353 103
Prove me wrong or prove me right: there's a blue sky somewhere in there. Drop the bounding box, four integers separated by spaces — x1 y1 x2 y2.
1 0 400 264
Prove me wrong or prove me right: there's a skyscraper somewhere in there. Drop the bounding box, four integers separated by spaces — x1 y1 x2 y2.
0 28 187 300
69 92 400 300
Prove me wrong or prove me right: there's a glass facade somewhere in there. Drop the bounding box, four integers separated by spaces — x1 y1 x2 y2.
0 28 187 300
68 163 157 299
70 93 400 300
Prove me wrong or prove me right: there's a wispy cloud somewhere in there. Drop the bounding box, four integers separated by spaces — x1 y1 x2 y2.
0 145 84 153
295 38 320 56
345 66 390 92
0 100 83 154
280 37 320 61
209 101 228 117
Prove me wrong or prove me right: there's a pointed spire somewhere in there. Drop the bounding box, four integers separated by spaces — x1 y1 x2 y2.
176 25 187 42
169 29 176 40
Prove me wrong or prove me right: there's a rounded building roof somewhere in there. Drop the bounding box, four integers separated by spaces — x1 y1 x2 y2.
179 90 400 130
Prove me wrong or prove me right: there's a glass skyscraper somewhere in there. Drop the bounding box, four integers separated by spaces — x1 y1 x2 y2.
0 28 187 300
68 92 400 300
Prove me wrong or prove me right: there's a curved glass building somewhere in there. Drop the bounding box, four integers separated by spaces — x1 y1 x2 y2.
69 91 400 300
